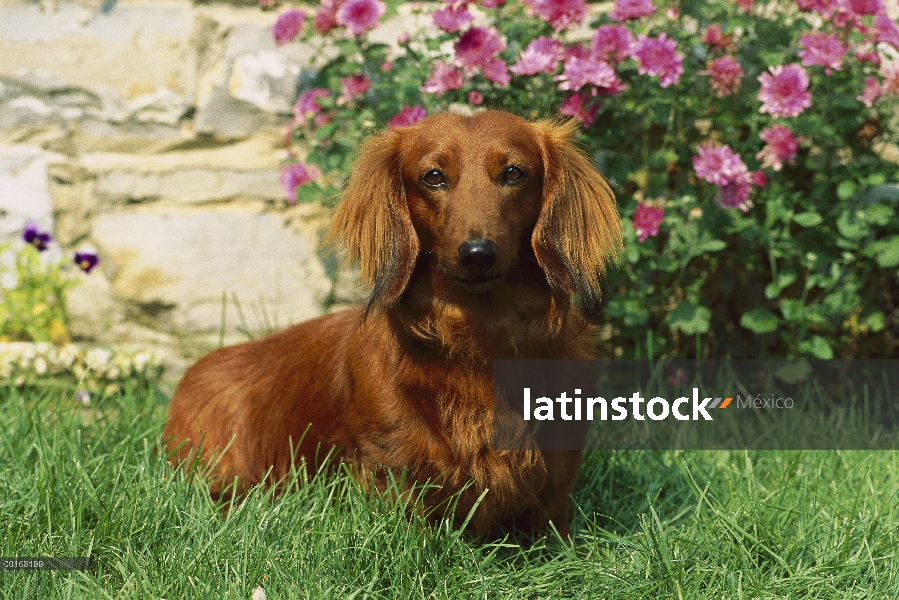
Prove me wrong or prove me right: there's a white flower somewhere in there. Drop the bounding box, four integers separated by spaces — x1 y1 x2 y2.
251 586 267 600
134 352 150 373
56 344 79 369
85 348 112 371
34 357 48 375
75 390 91 406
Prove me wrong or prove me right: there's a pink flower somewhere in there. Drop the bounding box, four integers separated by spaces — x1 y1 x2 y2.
397 32 411 44
796 0 837 17
717 177 751 210
591 25 634 63
692 141 749 187
667 368 688 386
692 142 754 210
559 92 598 126
701 25 730 52
882 65 899 96
798 33 846 74
703 55 744 96
556 55 618 91
610 0 656 21
381 60 393 71
432 5 474 32
511 37 564 75
295 88 329 119
632 33 684 88
340 74 370 99
336 0 385 36
421 61 464 96
874 15 899 47
564 43 592 62
884 64 899 95
840 0 884 17
855 47 881 65
314 0 344 33
272 9 306 45
468 90 484 105
757 64 812 118
455 27 505 71
736 0 753 12
482 58 511 86
280 162 321 203
524 0 588 30
314 113 332 127
388 105 426 127
482 0 506 6
750 171 768 187
756 125 800 171
857 76 882 106
632 203 664 242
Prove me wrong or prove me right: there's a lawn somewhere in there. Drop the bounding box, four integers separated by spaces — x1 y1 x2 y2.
1 382 897 598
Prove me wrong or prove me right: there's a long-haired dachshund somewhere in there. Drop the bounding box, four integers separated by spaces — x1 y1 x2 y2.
163 110 622 537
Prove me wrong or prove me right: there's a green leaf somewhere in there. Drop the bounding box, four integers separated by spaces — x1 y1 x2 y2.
694 239 727 254
865 312 886 332
621 298 650 326
863 235 899 268
798 335 834 359
740 308 779 334
658 256 679 272
295 182 325 204
781 299 805 321
836 210 869 240
864 173 887 186
793 212 823 227
626 242 640 264
765 270 798 299
875 237 899 267
865 204 894 226
315 123 338 141
837 180 857 201
666 301 711 335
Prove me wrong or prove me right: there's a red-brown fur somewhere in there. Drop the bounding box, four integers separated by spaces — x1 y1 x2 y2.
163 110 622 537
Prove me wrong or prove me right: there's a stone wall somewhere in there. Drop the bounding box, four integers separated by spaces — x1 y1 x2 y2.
0 0 369 375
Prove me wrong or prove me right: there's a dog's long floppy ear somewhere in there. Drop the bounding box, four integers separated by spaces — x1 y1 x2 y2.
532 119 623 317
325 129 419 313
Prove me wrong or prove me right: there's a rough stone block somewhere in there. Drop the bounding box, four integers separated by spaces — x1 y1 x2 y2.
81 134 288 203
0 145 54 240
0 1 194 105
91 203 331 334
193 7 320 137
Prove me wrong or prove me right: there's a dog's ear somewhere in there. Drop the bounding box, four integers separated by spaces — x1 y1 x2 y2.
325 129 419 312
532 119 623 316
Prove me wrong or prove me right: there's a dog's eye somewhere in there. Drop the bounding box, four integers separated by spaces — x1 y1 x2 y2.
502 166 525 185
422 169 447 189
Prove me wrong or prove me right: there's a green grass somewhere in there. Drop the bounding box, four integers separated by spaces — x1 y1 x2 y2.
1 382 898 599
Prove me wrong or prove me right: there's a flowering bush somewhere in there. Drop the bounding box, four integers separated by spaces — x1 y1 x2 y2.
0 342 163 399
1 222 100 344
270 0 899 358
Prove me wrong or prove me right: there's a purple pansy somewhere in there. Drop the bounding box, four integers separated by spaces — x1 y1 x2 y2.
23 221 51 252
73 249 100 274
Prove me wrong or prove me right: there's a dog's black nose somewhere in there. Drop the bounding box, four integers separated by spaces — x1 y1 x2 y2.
458 239 497 274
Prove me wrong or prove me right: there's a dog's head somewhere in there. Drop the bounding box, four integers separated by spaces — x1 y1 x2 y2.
327 110 622 315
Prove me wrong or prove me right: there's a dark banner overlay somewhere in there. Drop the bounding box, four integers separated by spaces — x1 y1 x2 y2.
1 557 94 570
493 360 899 450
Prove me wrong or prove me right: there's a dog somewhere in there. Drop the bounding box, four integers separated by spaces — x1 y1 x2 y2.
163 110 622 537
